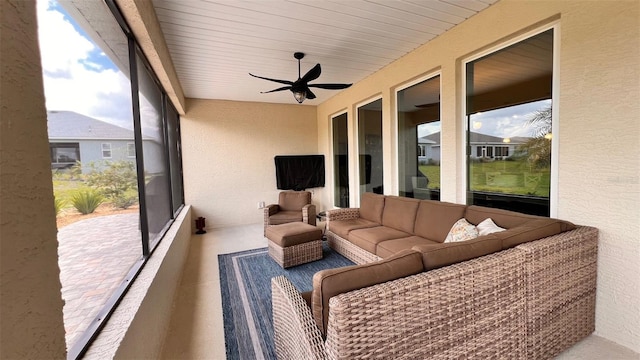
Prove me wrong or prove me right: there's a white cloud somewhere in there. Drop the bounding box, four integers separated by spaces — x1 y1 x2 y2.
37 0 133 129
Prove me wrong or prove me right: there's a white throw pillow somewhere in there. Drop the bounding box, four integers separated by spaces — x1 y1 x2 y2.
444 218 479 243
477 218 506 236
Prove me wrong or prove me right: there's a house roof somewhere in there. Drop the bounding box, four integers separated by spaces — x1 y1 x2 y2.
47 111 134 140
419 131 530 145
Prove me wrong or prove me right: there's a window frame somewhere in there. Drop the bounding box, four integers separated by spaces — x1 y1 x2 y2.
101 142 112 159
460 23 560 217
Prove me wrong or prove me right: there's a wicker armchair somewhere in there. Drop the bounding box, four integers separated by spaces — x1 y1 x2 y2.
264 191 316 236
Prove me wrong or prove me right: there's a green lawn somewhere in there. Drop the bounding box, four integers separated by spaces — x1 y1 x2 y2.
52 179 92 209
419 159 550 197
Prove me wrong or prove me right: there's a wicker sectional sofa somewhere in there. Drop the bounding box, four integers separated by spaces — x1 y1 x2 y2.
271 193 598 359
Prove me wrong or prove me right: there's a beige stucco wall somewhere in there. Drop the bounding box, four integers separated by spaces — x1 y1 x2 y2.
0 0 67 358
316 0 640 352
181 99 318 228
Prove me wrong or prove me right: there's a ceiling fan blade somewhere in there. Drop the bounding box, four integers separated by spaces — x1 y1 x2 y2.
308 83 352 90
261 86 292 94
300 63 322 83
249 73 293 86
305 87 317 100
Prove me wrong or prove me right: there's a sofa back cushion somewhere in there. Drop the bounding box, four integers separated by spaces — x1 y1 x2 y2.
311 249 424 336
414 200 467 242
412 234 502 270
381 196 420 233
359 192 385 224
464 205 539 229
279 191 311 211
495 218 576 249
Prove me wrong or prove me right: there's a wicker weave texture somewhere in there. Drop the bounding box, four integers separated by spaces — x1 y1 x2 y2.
269 240 322 268
272 276 328 360
325 248 527 359
326 230 381 265
325 208 360 228
517 226 598 359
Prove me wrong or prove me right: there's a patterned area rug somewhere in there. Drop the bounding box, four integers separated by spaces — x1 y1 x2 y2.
219 243 354 360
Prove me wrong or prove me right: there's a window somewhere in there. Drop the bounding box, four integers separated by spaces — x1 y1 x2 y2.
50 142 80 168
37 0 185 358
127 142 135 157
397 75 441 200
332 113 349 207
465 29 554 216
495 146 509 157
101 143 112 158
357 98 383 197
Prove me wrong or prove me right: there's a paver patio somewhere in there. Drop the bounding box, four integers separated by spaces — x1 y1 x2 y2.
57 213 141 349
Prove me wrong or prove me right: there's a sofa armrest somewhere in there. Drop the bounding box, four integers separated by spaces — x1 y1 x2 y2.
271 276 327 360
324 249 527 359
325 208 360 222
515 226 598 359
303 204 317 226
265 204 279 216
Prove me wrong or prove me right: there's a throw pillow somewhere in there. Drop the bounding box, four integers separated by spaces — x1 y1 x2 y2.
477 218 507 236
444 218 479 243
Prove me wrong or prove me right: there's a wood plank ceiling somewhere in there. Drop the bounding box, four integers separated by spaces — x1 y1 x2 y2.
151 0 498 105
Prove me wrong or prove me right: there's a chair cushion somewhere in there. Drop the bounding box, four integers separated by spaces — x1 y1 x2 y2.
381 196 420 233
349 226 411 254
265 222 322 247
359 192 385 224
269 211 303 225
376 236 438 258
311 249 424 336
279 191 311 211
414 200 467 243
329 218 379 239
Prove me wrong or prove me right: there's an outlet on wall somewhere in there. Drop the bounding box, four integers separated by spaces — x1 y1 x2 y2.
258 201 265 209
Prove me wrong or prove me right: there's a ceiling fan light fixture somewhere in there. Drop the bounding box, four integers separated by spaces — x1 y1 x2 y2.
293 90 306 103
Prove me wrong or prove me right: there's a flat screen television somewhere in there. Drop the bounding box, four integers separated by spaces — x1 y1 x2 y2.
274 155 325 191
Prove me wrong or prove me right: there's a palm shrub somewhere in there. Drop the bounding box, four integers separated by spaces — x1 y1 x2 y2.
71 190 104 214
54 196 66 216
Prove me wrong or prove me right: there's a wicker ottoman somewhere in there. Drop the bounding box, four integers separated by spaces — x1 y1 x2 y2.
265 222 323 268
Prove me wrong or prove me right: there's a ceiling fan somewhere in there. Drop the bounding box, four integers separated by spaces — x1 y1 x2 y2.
249 52 352 103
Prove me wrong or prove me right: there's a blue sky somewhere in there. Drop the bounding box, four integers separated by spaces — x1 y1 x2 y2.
37 0 133 130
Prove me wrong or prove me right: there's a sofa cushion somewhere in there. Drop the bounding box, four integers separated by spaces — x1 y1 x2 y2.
328 218 380 239
311 249 424 336
376 236 438 258
477 218 506 236
359 192 385 224
495 218 576 249
381 196 421 233
268 211 303 224
444 218 479 243
279 191 311 211
464 205 539 228
349 226 411 254
412 234 502 270
414 200 467 242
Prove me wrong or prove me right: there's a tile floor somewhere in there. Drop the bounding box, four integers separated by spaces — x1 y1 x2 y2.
160 223 639 360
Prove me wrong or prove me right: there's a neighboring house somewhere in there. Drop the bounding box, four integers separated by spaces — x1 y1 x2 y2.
47 111 164 174
48 111 135 172
418 131 529 164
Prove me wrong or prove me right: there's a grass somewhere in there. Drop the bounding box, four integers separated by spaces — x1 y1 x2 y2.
52 180 93 212
419 159 550 197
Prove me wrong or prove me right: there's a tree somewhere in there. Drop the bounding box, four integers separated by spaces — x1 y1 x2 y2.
518 106 552 169
85 160 138 209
